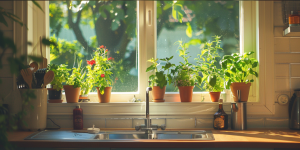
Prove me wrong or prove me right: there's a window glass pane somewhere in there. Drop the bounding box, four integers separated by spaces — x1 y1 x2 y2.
49 1 137 92
157 1 239 92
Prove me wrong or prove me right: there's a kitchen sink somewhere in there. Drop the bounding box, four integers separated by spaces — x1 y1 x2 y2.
24 130 214 140
94 130 214 140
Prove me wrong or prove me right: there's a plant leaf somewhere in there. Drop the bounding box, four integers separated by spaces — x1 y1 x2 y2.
196 76 202 85
32 1 44 13
252 61 258 68
209 75 216 88
186 22 192 38
0 14 8 27
146 65 155 72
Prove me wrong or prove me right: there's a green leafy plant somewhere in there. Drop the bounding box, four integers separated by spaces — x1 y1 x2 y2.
146 56 175 88
172 40 202 87
195 36 224 92
79 65 92 96
47 64 70 91
220 51 259 89
87 45 113 94
66 61 85 88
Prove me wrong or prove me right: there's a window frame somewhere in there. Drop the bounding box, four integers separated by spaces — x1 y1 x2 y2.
20 1 275 116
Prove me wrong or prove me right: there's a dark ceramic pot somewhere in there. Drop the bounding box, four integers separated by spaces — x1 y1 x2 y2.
47 88 62 100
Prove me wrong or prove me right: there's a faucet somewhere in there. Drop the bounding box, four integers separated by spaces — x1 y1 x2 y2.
135 87 166 134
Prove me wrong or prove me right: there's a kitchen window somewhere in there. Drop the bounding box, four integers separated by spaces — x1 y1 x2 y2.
48 1 258 103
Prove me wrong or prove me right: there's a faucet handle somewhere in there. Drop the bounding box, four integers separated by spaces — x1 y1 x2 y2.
159 124 166 130
135 125 142 131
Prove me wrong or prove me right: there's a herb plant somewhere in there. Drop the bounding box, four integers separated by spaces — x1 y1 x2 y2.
146 56 175 88
78 62 93 96
47 64 70 91
87 45 113 94
172 40 202 87
220 51 258 89
66 61 85 88
195 36 224 92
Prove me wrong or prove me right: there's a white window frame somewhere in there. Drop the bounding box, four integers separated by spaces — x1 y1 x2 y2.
145 1 259 102
141 1 275 115
17 1 276 116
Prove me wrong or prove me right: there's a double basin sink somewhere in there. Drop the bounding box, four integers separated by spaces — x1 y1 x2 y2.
24 130 214 140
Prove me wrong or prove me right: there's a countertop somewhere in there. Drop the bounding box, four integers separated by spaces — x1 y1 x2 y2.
7 129 300 149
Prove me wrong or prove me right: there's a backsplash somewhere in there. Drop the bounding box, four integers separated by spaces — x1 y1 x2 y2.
46 115 288 129
46 103 289 129
274 2 300 107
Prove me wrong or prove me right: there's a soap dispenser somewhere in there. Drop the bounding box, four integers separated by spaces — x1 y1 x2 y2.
73 105 83 130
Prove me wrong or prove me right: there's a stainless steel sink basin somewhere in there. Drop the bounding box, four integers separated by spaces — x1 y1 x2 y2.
24 130 214 140
94 130 214 140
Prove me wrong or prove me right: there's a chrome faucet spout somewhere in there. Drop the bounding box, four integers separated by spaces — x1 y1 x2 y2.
135 87 166 132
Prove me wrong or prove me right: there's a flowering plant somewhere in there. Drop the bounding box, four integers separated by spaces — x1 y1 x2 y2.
87 45 113 94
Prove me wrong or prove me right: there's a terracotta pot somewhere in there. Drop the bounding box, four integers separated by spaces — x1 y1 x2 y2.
63 85 81 103
47 88 62 100
96 87 112 103
230 82 251 102
152 86 166 102
79 95 88 100
209 92 221 102
178 86 194 102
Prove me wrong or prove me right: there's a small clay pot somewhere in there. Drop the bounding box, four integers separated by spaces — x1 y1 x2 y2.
96 87 112 103
178 86 194 102
47 88 62 100
63 85 81 103
152 86 166 102
209 92 221 102
230 82 251 102
79 95 90 102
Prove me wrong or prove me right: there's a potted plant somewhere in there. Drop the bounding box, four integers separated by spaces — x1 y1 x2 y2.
64 64 84 103
47 64 70 103
172 41 202 102
75 61 93 102
220 51 258 102
79 76 92 102
146 56 175 102
87 45 113 103
195 36 225 102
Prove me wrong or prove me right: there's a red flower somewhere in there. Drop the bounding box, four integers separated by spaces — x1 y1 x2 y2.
101 74 105 78
105 49 108 53
108 57 112 61
87 60 95 65
100 45 105 49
